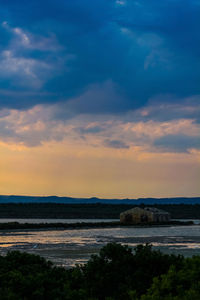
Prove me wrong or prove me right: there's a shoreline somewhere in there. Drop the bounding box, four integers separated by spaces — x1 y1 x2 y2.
0 220 195 231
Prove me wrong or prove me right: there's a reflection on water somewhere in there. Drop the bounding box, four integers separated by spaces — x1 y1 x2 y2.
1 223 200 268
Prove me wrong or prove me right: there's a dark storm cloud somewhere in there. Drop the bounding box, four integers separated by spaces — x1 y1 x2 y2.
132 95 200 123
117 0 200 55
0 0 199 114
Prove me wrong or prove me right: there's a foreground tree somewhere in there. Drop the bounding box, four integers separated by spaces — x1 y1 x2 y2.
0 243 198 300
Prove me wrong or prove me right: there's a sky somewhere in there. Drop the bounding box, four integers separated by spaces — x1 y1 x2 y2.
0 0 199 198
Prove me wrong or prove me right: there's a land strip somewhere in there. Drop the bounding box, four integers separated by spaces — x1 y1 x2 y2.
0 220 194 230
0 203 200 219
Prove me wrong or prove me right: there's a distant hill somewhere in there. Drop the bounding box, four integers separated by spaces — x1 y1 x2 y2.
0 195 200 205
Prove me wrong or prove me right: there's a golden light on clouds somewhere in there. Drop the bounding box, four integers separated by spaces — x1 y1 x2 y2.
0 101 199 198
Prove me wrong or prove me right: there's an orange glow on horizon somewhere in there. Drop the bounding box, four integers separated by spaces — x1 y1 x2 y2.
0 139 199 199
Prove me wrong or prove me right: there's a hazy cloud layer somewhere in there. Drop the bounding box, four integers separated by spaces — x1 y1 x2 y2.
0 102 199 153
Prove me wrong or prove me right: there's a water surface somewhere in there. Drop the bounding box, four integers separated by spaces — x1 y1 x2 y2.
1 221 200 267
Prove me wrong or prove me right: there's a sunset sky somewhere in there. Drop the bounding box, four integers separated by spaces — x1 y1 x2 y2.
0 0 199 198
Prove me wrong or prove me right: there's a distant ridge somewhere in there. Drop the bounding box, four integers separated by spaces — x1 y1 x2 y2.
0 195 200 205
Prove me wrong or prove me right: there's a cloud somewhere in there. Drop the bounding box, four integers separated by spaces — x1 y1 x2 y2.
0 105 60 146
154 134 200 153
1 101 199 153
57 81 128 115
103 139 129 149
77 125 105 135
125 95 200 123
0 49 53 89
0 1 199 154
0 20 71 108
117 0 200 57
0 0 199 113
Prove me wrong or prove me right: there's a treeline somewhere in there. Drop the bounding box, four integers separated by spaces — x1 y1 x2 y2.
0 220 193 230
0 221 120 230
0 203 200 219
1 243 200 299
